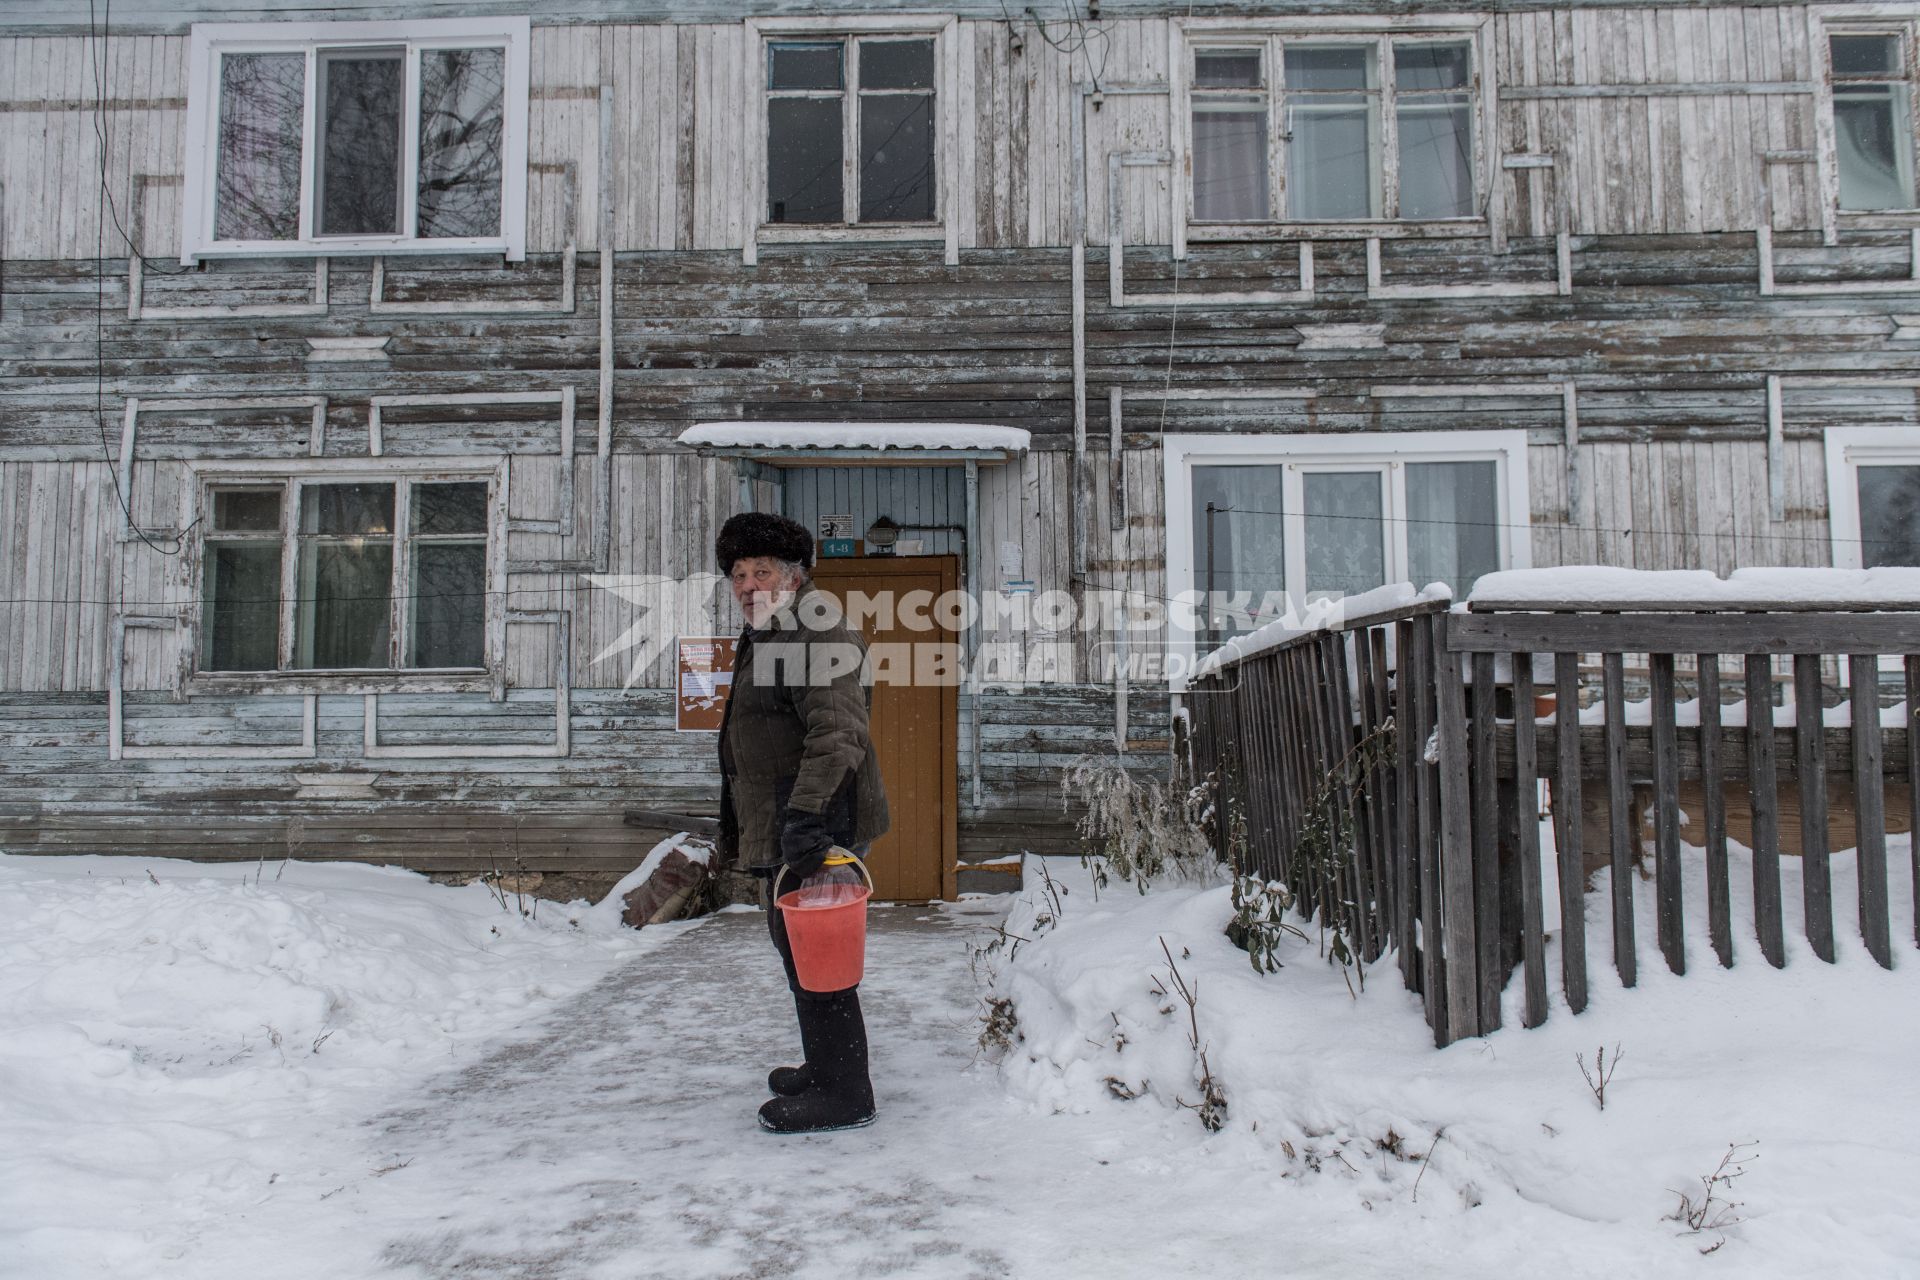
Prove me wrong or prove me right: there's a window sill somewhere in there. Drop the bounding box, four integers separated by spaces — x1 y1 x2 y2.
187 670 495 697
1835 210 1920 228
756 222 945 245
1188 218 1491 242
185 238 521 264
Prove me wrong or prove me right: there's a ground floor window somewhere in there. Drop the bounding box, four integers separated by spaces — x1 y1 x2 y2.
199 471 496 674
1164 430 1530 648
1824 427 1920 568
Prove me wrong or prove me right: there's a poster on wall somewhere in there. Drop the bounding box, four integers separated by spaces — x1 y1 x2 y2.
676 636 737 732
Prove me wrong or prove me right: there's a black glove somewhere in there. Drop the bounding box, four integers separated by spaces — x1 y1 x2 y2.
779 808 834 879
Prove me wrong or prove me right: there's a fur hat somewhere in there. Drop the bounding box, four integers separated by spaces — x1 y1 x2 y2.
715 512 814 575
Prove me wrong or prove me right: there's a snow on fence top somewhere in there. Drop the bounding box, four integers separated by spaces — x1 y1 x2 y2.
1468 566 1920 609
678 423 1032 452
1191 582 1451 681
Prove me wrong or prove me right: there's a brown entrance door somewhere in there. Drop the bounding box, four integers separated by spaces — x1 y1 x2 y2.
809 556 958 902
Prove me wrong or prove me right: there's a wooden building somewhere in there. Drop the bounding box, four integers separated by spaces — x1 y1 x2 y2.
5 0 1920 898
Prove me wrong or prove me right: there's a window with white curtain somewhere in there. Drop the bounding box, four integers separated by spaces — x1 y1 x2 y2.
198 471 497 675
1825 427 1920 568
1186 31 1480 224
1826 30 1918 211
1164 431 1529 659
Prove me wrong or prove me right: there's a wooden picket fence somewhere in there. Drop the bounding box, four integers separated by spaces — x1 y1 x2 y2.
1184 593 1920 1048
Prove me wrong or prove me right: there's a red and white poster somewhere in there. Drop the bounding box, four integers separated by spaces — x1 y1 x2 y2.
675 636 737 732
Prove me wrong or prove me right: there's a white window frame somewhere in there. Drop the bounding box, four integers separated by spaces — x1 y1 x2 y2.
1815 9 1920 224
745 14 957 259
1174 15 1494 240
186 458 508 690
1824 425 1920 567
1163 429 1531 682
182 17 531 263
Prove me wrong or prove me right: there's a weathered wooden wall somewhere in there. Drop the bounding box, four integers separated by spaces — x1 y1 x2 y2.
0 10 1861 260
5 4 1920 878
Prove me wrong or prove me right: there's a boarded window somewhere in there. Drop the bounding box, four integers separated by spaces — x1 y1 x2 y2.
1831 34 1916 211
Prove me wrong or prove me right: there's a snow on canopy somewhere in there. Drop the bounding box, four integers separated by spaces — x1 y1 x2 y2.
678 422 1031 452
1469 565 1920 607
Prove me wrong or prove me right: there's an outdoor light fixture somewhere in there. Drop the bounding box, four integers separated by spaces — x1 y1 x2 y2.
865 515 900 555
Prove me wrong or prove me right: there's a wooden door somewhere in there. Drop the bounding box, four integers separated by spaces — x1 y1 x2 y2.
809 556 959 902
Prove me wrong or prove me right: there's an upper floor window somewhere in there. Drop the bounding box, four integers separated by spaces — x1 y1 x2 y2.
1828 31 1917 211
760 28 942 228
1189 34 1477 224
200 473 497 675
183 19 530 261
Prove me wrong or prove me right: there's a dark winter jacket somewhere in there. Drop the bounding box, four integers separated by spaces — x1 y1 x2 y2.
717 582 889 875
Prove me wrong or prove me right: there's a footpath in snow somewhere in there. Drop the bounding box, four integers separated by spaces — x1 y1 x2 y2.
2 847 1917 1279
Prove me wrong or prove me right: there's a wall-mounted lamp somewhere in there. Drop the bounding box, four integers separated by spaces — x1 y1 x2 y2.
865 515 900 555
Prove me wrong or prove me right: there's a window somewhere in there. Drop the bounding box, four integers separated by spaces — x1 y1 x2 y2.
1826 427 1920 568
1187 34 1477 224
183 18 530 261
760 28 941 228
199 474 495 674
1828 31 1917 211
1165 431 1529 665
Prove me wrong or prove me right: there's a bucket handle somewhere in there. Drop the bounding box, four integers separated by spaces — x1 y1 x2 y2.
774 847 873 900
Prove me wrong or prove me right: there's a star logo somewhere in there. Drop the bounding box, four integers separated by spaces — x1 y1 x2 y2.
585 572 729 692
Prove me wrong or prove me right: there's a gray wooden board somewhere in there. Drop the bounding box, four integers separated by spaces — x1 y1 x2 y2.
1697 655 1733 968
1452 613 1920 656
1745 654 1786 968
1471 650 1503 1032
1848 655 1893 969
1649 652 1685 975
1602 651 1637 988
1512 652 1548 1027
1793 653 1834 962
1554 653 1588 1012
1433 615 1479 1044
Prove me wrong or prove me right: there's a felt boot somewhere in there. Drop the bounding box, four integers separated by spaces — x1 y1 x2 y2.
758 990 875 1134
767 994 818 1097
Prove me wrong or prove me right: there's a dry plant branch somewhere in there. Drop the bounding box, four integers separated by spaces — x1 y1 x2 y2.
1668 1141 1758 1252
1577 1043 1624 1110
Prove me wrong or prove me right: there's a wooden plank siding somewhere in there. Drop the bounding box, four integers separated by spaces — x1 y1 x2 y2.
4 5 1920 882
0 10 1857 261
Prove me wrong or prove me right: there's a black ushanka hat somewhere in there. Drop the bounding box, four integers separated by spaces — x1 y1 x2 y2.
715 512 814 575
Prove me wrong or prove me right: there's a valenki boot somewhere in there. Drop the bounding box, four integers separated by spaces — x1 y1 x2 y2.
767 993 817 1097
758 989 876 1134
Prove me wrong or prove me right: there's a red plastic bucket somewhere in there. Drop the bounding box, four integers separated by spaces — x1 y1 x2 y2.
776 859 872 993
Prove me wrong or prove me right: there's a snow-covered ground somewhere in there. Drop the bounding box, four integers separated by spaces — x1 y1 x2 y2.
0 854 665 1275
3 839 1916 1279
981 842 1920 1277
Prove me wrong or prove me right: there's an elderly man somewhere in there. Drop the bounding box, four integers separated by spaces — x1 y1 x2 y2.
714 512 889 1134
